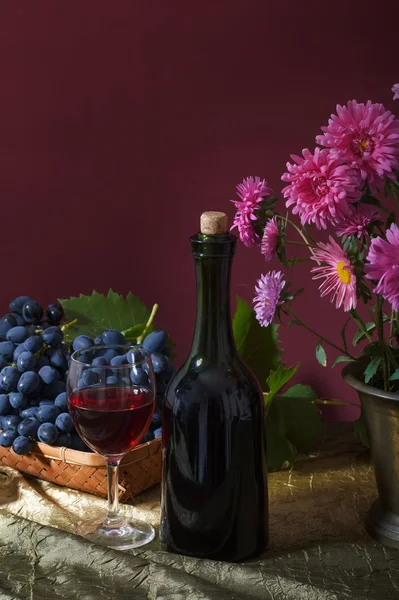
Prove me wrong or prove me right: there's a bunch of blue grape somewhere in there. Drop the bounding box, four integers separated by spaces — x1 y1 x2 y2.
0 295 172 455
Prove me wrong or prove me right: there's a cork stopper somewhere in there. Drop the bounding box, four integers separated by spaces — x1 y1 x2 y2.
200 211 228 235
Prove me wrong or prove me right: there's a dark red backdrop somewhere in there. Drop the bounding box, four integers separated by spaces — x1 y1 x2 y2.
0 1 398 418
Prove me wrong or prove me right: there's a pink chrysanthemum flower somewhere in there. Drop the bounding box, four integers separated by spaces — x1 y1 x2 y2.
316 100 399 184
253 270 285 327
311 237 357 311
231 176 272 247
261 217 279 261
336 204 379 239
365 223 399 310
281 148 361 230
392 84 399 101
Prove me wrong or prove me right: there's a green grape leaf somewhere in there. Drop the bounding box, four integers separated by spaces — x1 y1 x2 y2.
316 343 327 367
331 355 356 370
59 289 153 340
233 296 282 391
264 363 299 407
277 384 322 454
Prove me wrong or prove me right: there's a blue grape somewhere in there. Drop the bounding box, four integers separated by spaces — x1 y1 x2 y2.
127 348 143 364
22 300 43 324
18 371 40 394
12 435 33 455
77 379 85 390
24 335 43 354
9 392 27 410
25 325 37 337
92 356 108 367
38 365 59 384
153 427 162 439
151 408 162 428
0 355 7 371
99 348 118 363
79 350 94 364
130 366 148 386
11 313 25 326
54 392 67 412
56 433 72 447
142 430 155 442
43 380 66 399
42 326 63 348
2 415 21 430
37 405 60 424
6 326 27 344
0 429 18 447
143 330 168 353
1 314 17 327
142 362 150 376
81 369 99 386
17 351 37 373
102 330 126 345
37 423 58 444
72 335 94 352
0 322 13 341
20 407 38 419
110 355 127 370
121 376 130 386
39 400 54 406
71 432 86 451
93 336 103 345
18 417 40 438
36 355 50 369
1 366 20 393
47 348 68 371
151 352 167 374
9 296 32 315
46 303 64 324
13 344 27 362
106 375 118 385
0 341 16 361
0 394 11 415
55 413 73 433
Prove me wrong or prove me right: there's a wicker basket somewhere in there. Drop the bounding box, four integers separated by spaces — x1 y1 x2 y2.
0 437 162 502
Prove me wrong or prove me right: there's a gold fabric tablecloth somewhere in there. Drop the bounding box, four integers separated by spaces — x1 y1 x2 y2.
0 424 398 600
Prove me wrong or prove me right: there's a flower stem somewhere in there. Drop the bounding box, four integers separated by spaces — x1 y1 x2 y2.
277 216 320 263
285 240 317 248
286 307 356 359
376 295 388 391
137 303 159 344
349 309 373 342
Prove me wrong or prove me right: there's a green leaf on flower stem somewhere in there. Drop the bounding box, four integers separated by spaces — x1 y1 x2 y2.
364 356 382 384
59 289 153 340
316 343 327 367
389 369 399 382
353 322 377 346
264 363 299 407
266 401 297 471
277 384 322 454
331 355 356 370
233 296 282 391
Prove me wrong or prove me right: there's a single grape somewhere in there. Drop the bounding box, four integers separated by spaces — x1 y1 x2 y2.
36 355 50 369
6 326 27 344
37 422 58 444
23 335 43 354
0 429 18 447
17 351 37 373
1 314 17 327
82 369 99 386
17 371 41 394
0 341 17 361
2 415 21 430
11 313 25 326
12 435 33 455
92 356 108 367
13 343 26 362
42 326 64 348
39 400 55 406
130 366 148 386
47 348 68 371
151 352 167 374
70 432 86 451
142 430 155 442
77 379 85 390
38 365 59 384
37 405 60 424
54 392 67 412
102 330 126 346
72 335 94 352
0 394 11 415
151 408 162 429
106 375 118 385
43 380 66 399
1 366 20 393
46 303 64 324
127 348 143 364
18 417 40 438
0 321 12 341
110 354 127 370
142 362 150 376
143 330 168 354
56 433 72 447
0 355 7 370
9 392 28 410
55 413 74 433
20 406 38 419
22 300 43 324
98 348 118 363
153 427 162 439
93 336 103 345
9 296 32 315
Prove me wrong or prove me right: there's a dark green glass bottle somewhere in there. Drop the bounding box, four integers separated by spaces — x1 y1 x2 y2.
160 212 268 561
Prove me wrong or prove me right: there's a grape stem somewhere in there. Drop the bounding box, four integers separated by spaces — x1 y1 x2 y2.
61 319 78 332
137 304 159 344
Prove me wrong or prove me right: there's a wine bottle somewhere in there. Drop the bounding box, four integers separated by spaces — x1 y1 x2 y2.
160 211 268 561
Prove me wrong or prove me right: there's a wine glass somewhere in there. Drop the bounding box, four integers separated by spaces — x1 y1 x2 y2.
67 344 156 550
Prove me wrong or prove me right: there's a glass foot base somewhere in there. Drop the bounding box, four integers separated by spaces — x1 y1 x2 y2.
76 516 155 550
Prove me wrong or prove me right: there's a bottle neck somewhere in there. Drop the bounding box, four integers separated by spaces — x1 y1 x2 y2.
190 233 237 362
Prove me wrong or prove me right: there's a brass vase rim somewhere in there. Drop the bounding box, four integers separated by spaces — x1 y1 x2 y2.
342 359 399 402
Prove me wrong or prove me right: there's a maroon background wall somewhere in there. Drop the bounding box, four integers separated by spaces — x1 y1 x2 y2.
0 1 398 418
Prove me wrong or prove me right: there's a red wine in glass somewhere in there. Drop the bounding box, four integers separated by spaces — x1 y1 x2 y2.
69 386 154 457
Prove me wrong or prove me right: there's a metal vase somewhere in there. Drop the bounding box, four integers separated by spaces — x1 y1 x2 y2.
343 361 399 548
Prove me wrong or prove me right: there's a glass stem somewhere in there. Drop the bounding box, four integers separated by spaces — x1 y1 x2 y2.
105 460 123 526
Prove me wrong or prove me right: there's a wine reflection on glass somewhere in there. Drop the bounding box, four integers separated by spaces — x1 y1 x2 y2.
67 344 156 549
